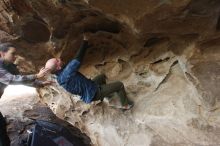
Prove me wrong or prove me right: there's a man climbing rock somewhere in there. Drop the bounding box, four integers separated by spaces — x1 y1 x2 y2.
45 34 133 110
0 43 51 98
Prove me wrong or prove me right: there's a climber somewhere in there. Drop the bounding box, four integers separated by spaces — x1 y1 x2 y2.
0 43 51 97
44 34 133 110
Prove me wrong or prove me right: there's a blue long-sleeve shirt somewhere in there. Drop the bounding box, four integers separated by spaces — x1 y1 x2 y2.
56 59 98 103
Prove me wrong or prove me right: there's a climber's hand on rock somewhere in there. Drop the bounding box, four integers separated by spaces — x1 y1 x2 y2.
83 33 93 41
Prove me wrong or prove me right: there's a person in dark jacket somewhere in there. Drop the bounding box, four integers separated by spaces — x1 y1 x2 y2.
45 34 133 110
0 43 52 146
0 43 51 97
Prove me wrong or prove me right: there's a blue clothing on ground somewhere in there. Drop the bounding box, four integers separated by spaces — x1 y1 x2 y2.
56 59 98 103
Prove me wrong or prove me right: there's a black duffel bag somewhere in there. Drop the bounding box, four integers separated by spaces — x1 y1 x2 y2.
27 120 86 146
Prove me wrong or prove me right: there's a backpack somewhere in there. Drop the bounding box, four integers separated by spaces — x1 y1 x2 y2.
26 120 86 146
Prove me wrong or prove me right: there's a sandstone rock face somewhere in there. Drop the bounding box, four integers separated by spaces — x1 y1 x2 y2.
0 0 220 146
